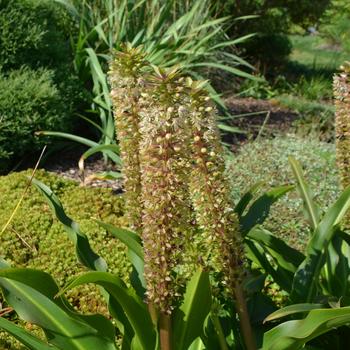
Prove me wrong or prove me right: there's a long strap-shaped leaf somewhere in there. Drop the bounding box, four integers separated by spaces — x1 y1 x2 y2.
291 186 350 302
263 306 350 350
96 221 146 292
172 270 212 350
0 269 118 350
32 179 135 344
32 179 107 272
234 182 264 217
246 227 304 273
240 185 294 235
0 317 59 350
289 157 320 231
245 240 293 292
264 303 326 323
60 271 156 350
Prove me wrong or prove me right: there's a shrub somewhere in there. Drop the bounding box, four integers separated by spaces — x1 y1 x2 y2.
0 0 73 71
0 68 82 172
226 135 339 250
0 0 85 171
0 170 129 307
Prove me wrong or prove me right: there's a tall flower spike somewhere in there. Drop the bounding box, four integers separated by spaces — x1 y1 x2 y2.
186 78 244 291
186 79 256 350
109 44 148 232
138 67 192 315
334 62 350 229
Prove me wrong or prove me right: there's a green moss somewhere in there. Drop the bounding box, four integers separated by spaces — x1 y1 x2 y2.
227 135 340 250
0 169 130 348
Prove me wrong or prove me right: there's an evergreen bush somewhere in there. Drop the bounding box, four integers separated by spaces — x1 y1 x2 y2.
0 68 82 172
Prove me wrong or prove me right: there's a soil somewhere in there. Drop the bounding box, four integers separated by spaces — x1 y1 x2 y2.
222 97 299 146
42 146 123 193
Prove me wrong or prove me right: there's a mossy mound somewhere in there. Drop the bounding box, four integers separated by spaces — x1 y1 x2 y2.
227 135 340 250
0 170 130 349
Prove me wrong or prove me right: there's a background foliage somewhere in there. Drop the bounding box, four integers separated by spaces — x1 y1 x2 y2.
0 68 81 172
227 135 339 250
0 0 83 172
216 0 331 67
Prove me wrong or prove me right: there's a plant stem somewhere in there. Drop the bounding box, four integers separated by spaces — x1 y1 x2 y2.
159 313 172 350
211 313 229 350
234 282 257 350
148 303 158 326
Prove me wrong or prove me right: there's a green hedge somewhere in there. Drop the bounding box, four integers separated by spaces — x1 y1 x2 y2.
0 68 82 171
227 135 340 250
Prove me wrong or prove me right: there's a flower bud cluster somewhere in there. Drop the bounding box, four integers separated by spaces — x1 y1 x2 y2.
138 68 192 314
109 44 148 232
334 62 350 228
186 79 244 293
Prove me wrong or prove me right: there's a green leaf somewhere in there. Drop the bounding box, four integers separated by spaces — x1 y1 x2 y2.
245 240 293 292
323 234 350 297
172 270 212 350
79 144 121 173
292 186 350 302
32 179 107 272
84 171 123 181
61 271 156 350
240 185 294 234
234 182 264 217
33 181 135 341
289 157 320 230
247 227 304 273
0 269 117 350
36 131 98 147
37 132 120 165
217 123 246 134
0 317 58 350
96 221 146 291
263 306 350 350
187 62 259 80
96 221 143 259
188 337 205 350
264 303 326 322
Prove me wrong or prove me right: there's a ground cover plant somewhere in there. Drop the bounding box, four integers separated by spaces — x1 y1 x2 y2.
1 44 350 350
227 135 339 250
0 169 128 304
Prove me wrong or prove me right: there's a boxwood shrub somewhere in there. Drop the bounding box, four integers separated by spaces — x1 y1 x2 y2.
0 68 83 172
0 0 73 71
0 0 85 172
227 135 340 250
